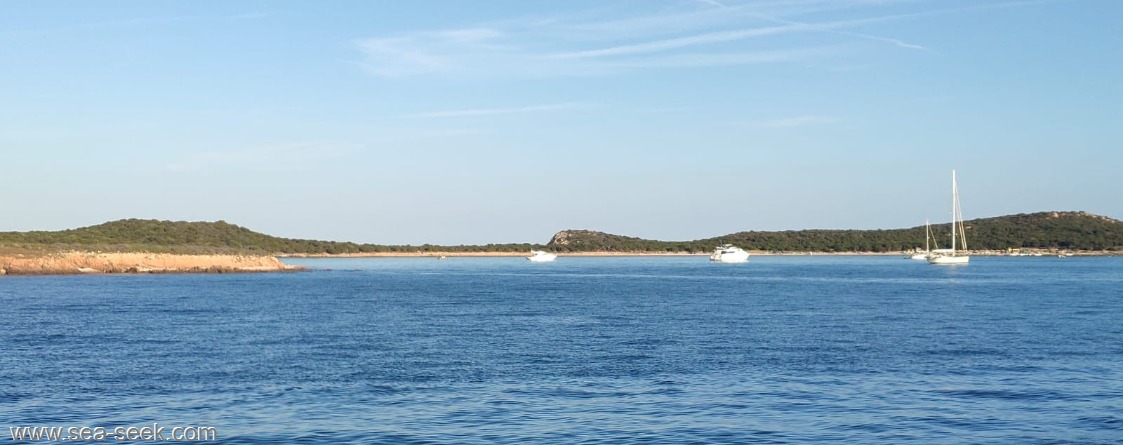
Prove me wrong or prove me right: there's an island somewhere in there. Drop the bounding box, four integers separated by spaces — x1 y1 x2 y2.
1 211 1120 275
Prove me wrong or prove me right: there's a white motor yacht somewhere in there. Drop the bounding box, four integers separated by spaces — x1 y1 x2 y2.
710 244 750 263
526 250 558 262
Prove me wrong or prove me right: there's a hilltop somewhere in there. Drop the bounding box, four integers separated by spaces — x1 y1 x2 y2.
0 219 537 255
1 219 339 255
1 212 1120 257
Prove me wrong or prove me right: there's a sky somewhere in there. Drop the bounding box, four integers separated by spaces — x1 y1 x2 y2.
1 0 1120 245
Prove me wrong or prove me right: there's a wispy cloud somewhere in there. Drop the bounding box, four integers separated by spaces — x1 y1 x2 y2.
835 30 929 51
550 23 806 59
394 103 590 119
750 13 931 52
694 0 728 8
356 27 515 77
550 0 861 39
747 115 839 129
605 46 840 69
353 0 1051 78
353 3 854 77
551 10 938 60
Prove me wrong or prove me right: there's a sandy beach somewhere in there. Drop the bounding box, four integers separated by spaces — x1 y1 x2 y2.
0 252 302 275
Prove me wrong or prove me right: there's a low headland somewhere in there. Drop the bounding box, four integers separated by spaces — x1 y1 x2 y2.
0 251 298 276
1 211 1120 275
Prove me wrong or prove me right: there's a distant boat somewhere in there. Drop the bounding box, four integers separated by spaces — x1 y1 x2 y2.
710 244 750 263
526 250 557 262
909 220 934 260
928 170 970 265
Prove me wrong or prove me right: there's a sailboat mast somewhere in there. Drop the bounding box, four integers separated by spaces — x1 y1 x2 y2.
925 220 930 252
955 171 967 251
951 170 957 256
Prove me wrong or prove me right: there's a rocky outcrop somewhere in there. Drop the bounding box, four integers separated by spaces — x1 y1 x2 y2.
0 252 302 275
548 230 614 246
548 231 574 246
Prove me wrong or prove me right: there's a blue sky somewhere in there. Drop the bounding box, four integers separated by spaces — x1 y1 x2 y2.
2 0 1119 245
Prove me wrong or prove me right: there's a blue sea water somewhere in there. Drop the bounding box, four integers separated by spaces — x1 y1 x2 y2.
2 255 1122 444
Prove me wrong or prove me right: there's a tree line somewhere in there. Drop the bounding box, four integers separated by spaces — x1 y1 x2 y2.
0 212 1119 255
548 212 1123 253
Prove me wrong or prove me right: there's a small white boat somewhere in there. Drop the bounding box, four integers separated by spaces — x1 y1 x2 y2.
710 244 750 263
929 170 969 265
526 250 557 262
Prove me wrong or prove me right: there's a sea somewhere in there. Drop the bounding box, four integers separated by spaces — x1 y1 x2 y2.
2 255 1121 444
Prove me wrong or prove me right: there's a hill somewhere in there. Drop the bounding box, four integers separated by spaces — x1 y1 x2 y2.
0 219 538 255
547 212 1123 253
1 212 1120 255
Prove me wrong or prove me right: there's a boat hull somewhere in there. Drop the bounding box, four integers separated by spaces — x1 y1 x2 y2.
526 251 557 262
709 244 750 263
710 252 750 263
927 255 969 265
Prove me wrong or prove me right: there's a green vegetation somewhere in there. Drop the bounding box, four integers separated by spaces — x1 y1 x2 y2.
547 212 1123 253
0 219 541 255
1 211 1120 255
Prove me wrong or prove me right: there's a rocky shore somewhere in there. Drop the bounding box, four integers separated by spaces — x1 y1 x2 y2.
0 252 302 275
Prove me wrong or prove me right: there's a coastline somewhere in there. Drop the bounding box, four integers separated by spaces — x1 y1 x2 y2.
0 252 302 276
282 249 1119 258
5 248 1115 275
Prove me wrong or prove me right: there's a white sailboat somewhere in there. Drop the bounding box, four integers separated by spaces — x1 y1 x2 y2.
928 170 970 265
909 220 933 260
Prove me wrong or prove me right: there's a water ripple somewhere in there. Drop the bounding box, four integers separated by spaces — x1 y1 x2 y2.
2 256 1122 444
